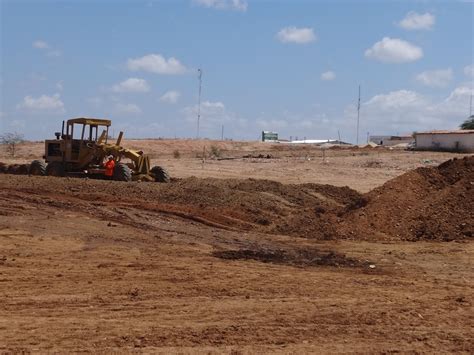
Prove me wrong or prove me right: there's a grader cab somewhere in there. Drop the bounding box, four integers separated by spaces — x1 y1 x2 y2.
29 117 169 182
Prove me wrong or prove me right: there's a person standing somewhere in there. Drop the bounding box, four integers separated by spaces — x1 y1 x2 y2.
104 155 115 180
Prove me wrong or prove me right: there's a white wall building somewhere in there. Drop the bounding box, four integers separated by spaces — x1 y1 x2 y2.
415 130 474 152
369 135 414 146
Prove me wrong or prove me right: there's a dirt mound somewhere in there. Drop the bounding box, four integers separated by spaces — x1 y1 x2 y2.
340 156 474 241
145 178 362 238
0 156 471 241
0 173 362 239
1 163 30 174
103 177 363 239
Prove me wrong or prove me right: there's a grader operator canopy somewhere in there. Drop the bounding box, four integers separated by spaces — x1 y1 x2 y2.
61 117 112 143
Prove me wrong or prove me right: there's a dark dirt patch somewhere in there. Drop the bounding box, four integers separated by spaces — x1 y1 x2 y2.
213 248 369 268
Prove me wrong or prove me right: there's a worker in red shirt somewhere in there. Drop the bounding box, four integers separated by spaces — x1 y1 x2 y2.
104 155 115 180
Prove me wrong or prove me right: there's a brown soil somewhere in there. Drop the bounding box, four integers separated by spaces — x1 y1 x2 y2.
341 156 474 241
0 144 473 353
1 156 471 242
2 139 470 192
0 172 359 239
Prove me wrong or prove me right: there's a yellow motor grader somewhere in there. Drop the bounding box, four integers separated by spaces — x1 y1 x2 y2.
29 117 170 182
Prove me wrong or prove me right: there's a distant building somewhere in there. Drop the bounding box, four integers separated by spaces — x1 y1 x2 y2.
369 135 414 146
414 130 474 152
261 131 278 142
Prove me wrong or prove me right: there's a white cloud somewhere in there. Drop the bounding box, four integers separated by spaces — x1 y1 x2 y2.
180 100 250 138
365 37 423 63
321 71 336 81
115 103 142 115
33 40 50 49
364 90 427 110
112 78 150 93
344 86 473 138
17 93 65 113
415 68 453 87
127 54 187 75
47 50 62 57
398 11 435 30
464 64 474 78
56 81 64 91
182 100 225 113
160 90 181 104
32 40 61 57
202 101 225 110
255 110 331 135
193 0 247 11
276 27 316 44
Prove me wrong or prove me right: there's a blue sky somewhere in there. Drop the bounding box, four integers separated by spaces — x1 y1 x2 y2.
1 0 473 142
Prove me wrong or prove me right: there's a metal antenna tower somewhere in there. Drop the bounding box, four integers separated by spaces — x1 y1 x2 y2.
197 68 202 139
356 85 361 145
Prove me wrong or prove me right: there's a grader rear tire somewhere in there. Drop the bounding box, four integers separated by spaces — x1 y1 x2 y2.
46 162 65 177
29 160 47 176
113 163 132 182
151 166 170 183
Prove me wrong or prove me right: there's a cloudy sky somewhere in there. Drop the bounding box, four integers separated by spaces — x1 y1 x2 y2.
1 0 473 142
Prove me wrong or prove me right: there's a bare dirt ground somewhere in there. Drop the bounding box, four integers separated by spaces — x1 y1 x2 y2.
0 140 473 353
3 139 470 191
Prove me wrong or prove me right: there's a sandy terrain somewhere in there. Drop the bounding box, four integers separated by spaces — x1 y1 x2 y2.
0 140 473 353
2 139 469 191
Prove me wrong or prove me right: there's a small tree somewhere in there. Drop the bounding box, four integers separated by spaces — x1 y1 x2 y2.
0 132 24 157
460 116 474 130
209 145 221 158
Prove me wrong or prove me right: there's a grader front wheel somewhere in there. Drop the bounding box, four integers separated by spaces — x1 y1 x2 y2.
151 166 170 183
113 163 132 182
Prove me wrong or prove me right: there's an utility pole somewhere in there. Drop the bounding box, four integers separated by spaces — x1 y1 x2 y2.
197 68 202 139
356 85 361 145
338 130 341 142
221 125 224 140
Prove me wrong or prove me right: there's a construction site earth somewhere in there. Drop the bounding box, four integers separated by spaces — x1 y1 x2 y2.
0 139 473 353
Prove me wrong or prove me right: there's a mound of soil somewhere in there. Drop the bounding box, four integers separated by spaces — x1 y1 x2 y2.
0 156 471 242
0 171 362 239
340 156 474 241
146 178 363 239
1 163 30 174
